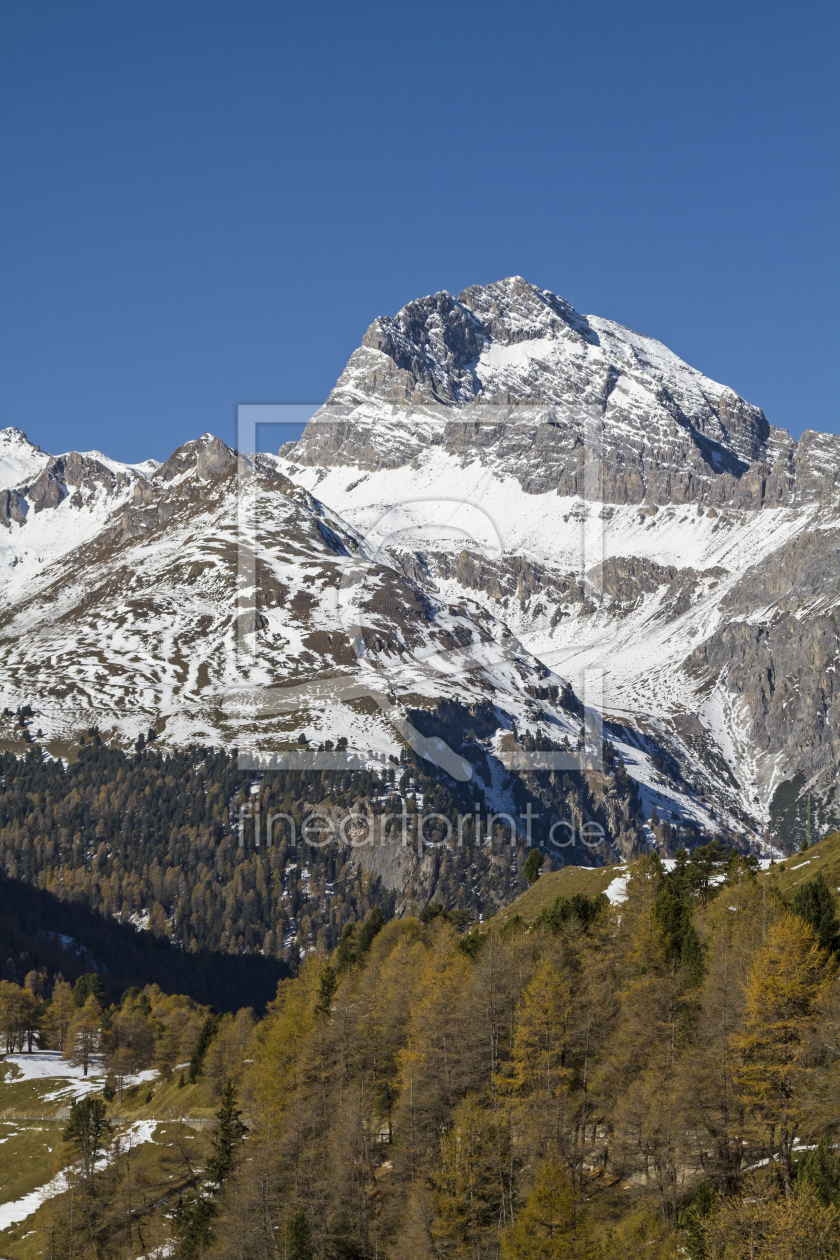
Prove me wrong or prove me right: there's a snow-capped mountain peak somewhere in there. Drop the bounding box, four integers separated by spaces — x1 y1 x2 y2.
279 277 840 847
0 279 837 859
0 427 51 489
290 277 837 511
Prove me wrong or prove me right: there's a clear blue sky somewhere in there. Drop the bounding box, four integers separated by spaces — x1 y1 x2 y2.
1 1 837 463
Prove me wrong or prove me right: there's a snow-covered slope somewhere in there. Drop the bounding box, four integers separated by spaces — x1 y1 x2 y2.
0 428 728 865
279 277 840 845
1 278 836 856
0 431 157 591
0 428 50 487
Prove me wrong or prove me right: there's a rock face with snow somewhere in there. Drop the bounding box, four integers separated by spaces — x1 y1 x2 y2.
0 277 837 857
0 429 661 867
281 278 840 845
288 276 840 509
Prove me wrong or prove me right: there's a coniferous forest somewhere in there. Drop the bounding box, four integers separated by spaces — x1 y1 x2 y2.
5 846 840 1259
0 739 396 964
0 730 646 978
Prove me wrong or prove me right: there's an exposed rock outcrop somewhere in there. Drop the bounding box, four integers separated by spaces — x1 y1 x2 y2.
291 277 840 510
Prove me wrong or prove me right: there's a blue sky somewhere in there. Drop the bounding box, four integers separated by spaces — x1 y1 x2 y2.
0 1 837 463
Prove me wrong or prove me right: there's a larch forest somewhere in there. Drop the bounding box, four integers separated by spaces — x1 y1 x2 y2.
2 817 840 1259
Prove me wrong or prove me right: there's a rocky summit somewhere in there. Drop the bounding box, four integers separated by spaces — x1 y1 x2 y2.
1 277 838 865
280 277 840 847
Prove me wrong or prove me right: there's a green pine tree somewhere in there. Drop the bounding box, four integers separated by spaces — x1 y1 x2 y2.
356 906 385 955
173 1079 246 1259
688 839 728 908
188 1013 218 1083
72 973 107 1009
172 1195 216 1260
798 1132 840 1205
335 924 357 973
63 1097 112 1180
314 960 338 1016
680 925 704 987
654 868 691 960
523 848 543 885
791 873 840 954
682 1181 715 1259
284 1211 314 1260
205 1078 246 1184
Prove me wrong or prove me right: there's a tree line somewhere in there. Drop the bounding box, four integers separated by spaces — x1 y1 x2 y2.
31 848 840 1257
0 861 287 1013
211 854 840 1258
0 741 395 963
1 967 255 1097
0 725 653 971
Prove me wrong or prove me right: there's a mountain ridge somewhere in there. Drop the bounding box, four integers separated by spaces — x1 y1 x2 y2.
280 277 840 844
286 275 840 510
0 276 837 860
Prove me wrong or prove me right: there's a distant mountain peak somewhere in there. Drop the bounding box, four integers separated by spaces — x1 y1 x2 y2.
288 276 805 500
0 426 45 453
0 427 51 491
0 281 837 858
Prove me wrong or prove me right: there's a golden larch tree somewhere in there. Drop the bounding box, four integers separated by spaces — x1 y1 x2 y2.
731 912 835 1196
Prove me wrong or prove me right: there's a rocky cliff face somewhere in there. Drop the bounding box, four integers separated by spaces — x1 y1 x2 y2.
1 428 681 870
288 276 840 510
1 277 836 860
281 277 840 848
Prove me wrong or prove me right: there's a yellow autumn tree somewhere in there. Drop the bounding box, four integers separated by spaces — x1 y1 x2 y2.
675 878 768 1195
0 981 19 1053
704 1170 840 1258
46 978 76 1052
731 912 835 1195
64 995 102 1076
429 1094 511 1257
510 956 573 1157
251 958 319 1124
395 921 470 1174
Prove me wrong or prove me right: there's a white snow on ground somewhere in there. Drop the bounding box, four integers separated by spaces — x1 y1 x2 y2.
0 428 159 496
0 1182 65 1232
603 859 677 904
1 1050 105 1084
0 478 136 605
745 1138 824 1171
604 867 630 904
124 1120 158 1145
0 429 50 489
0 1121 159 1230
0 406 824 841
278 445 816 583
0 434 159 608
602 857 777 906
2 1051 159 1101
77 451 160 480
278 440 833 826
41 1080 109 1101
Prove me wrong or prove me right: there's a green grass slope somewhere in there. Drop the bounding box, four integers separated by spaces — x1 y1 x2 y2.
494 861 623 924
497 827 840 927
763 828 840 899
0 1061 219 1260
